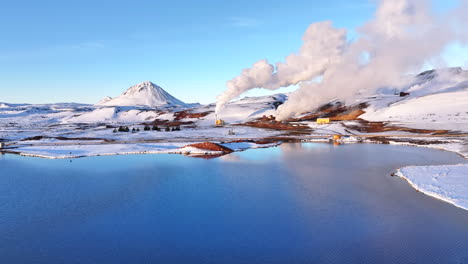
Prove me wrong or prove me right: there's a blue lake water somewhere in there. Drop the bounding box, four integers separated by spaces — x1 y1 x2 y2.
1 143 467 264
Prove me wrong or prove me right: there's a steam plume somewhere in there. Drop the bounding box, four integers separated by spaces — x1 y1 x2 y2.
216 0 467 120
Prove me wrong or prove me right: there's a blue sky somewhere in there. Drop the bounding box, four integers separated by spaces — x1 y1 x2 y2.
0 0 465 104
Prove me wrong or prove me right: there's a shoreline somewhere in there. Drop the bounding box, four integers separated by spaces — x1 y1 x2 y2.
396 164 468 211
2 133 467 159
1 140 282 159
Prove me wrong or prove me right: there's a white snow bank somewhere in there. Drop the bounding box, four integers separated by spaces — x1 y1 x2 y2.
16 143 184 159
12 141 278 159
222 141 280 151
382 138 468 159
397 164 468 211
361 90 468 132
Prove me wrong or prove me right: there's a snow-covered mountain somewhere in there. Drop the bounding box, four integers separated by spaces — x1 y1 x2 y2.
97 81 188 108
95 96 112 105
405 67 468 96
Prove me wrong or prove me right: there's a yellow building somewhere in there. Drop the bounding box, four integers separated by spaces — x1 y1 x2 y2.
333 135 342 140
215 114 225 126
316 118 330 125
215 119 225 126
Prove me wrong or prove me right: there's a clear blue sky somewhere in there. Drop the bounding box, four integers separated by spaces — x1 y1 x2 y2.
0 0 464 104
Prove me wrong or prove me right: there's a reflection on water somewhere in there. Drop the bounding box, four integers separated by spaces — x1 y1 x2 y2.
0 143 467 264
220 143 328 163
224 145 283 162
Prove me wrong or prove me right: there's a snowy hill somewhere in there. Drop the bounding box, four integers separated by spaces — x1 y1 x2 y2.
405 67 468 96
95 96 112 105
97 81 188 108
361 68 468 131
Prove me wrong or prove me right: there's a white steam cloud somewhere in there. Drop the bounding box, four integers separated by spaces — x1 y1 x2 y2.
215 0 468 120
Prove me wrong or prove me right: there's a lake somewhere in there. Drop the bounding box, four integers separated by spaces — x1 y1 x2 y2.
1 143 467 263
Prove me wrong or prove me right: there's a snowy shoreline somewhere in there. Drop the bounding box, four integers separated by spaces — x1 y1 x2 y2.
374 137 468 212
370 139 468 212
4 141 280 159
396 164 468 211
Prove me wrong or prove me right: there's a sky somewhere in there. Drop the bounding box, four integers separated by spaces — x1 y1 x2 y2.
0 0 465 104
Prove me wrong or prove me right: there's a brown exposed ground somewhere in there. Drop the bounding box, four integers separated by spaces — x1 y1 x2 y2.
226 138 283 145
343 120 449 135
368 137 450 145
239 99 458 138
239 103 367 135
20 136 45 141
241 118 311 132
253 137 302 144
238 102 366 135
330 109 366 121
148 119 194 127
292 102 368 122
184 154 226 159
21 136 113 142
185 142 234 153
256 101 452 135
174 111 211 120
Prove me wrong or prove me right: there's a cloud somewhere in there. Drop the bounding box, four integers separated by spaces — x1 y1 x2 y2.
216 20 347 114
216 0 468 120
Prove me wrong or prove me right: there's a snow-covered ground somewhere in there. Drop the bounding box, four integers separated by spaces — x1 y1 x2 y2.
382 137 468 159
11 141 280 159
361 90 468 132
0 82 285 158
1 72 467 160
361 68 468 132
397 164 468 211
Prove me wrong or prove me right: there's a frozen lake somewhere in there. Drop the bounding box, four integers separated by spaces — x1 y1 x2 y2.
1 143 467 263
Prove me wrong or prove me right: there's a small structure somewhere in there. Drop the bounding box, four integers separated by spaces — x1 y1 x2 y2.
316 118 330 125
215 115 225 126
0 142 4 149
215 119 225 126
333 135 342 141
